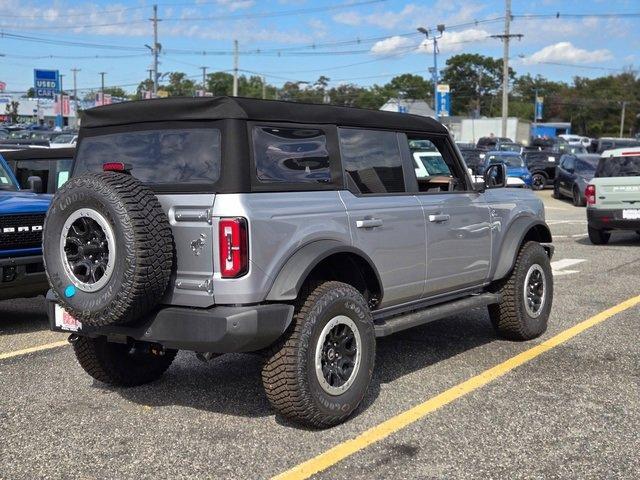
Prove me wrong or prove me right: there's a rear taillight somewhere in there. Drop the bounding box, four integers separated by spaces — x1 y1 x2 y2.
585 184 596 205
218 217 248 278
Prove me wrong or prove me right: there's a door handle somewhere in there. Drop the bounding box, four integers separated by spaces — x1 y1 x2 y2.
356 218 383 228
428 214 450 223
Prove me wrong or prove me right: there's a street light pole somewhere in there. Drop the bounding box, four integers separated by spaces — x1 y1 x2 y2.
417 25 445 120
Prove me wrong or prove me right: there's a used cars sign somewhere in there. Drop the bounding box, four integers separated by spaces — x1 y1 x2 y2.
33 69 60 99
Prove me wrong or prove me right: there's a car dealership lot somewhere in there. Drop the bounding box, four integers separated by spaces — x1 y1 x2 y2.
1 190 639 480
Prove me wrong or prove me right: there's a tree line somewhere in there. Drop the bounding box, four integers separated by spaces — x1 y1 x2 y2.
24 53 640 137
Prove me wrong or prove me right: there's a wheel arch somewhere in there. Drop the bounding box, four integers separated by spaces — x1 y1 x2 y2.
491 218 553 281
265 240 383 306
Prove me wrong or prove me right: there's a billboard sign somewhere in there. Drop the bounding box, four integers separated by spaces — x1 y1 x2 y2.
95 93 112 107
535 96 544 120
436 84 451 117
34 69 60 98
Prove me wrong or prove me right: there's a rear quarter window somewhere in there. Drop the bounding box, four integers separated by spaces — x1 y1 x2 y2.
75 128 221 184
252 126 331 184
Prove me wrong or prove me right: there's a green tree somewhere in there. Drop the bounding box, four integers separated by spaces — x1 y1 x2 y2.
4 100 19 123
382 74 432 101
441 53 514 116
165 72 196 97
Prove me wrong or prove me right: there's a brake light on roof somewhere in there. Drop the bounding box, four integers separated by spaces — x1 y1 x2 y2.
585 184 596 206
622 151 640 156
219 217 248 278
103 162 128 172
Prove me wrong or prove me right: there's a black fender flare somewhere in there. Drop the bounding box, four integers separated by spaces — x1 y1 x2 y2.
265 240 383 302
491 217 553 280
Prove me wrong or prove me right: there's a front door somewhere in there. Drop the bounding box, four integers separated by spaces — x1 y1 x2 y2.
404 133 491 296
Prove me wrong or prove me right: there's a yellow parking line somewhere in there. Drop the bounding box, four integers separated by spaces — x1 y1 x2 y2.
272 294 640 480
0 340 68 361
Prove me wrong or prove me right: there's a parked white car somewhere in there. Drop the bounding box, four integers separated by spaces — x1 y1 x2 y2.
49 134 77 149
559 134 590 149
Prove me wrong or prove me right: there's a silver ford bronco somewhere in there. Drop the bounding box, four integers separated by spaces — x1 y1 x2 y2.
43 97 554 427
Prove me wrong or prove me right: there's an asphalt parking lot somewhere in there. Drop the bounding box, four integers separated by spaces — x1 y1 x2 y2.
1 190 639 480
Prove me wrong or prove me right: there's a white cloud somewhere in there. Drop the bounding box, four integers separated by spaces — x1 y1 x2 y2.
418 28 490 54
332 11 362 26
524 42 613 64
370 36 415 55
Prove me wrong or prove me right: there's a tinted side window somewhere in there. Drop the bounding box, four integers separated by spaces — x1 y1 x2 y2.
253 126 331 184
339 129 405 194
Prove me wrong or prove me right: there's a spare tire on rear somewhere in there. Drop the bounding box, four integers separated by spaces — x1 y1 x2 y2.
43 172 173 327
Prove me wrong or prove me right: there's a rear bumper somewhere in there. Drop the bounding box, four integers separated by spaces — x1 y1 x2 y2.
46 291 294 353
587 208 640 231
0 254 48 300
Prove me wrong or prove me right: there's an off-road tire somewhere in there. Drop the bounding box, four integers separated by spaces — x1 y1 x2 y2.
43 172 173 327
488 241 553 341
572 186 584 207
531 173 546 191
588 226 610 245
262 281 375 428
73 336 177 387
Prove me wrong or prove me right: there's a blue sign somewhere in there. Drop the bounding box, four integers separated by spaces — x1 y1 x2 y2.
436 84 451 117
34 69 60 99
398 105 408 113
535 96 544 120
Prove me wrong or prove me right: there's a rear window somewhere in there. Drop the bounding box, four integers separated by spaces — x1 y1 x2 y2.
596 155 640 178
75 128 221 184
252 126 331 184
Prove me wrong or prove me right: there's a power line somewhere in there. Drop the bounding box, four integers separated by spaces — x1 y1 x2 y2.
0 0 389 30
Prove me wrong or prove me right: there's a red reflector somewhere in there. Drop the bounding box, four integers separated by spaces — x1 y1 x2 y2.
103 162 126 172
219 217 248 278
585 184 596 206
621 151 640 156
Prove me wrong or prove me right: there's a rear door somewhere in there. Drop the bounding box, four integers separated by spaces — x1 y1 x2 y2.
558 155 575 196
338 128 426 307
403 133 491 296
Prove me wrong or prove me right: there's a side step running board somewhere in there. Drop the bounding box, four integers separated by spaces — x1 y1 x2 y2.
374 292 500 338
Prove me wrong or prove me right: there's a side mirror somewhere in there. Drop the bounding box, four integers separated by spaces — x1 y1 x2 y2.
27 176 43 193
483 163 507 189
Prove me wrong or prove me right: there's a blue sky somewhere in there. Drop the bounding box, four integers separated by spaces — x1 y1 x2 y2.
0 0 637 94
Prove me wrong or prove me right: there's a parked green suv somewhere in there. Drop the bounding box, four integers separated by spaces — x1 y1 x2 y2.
586 147 640 244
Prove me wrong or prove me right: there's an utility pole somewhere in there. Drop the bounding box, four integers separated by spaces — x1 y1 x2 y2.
620 101 627 138
491 0 522 138
71 68 80 126
98 72 106 105
57 74 65 127
233 39 239 97
262 75 266 99
151 4 160 96
200 66 208 92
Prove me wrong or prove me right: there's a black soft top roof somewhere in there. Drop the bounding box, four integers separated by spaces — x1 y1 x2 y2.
80 96 447 134
0 147 75 160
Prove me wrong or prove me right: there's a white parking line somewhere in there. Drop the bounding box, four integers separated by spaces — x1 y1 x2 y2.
551 258 586 276
547 220 587 225
553 233 588 239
